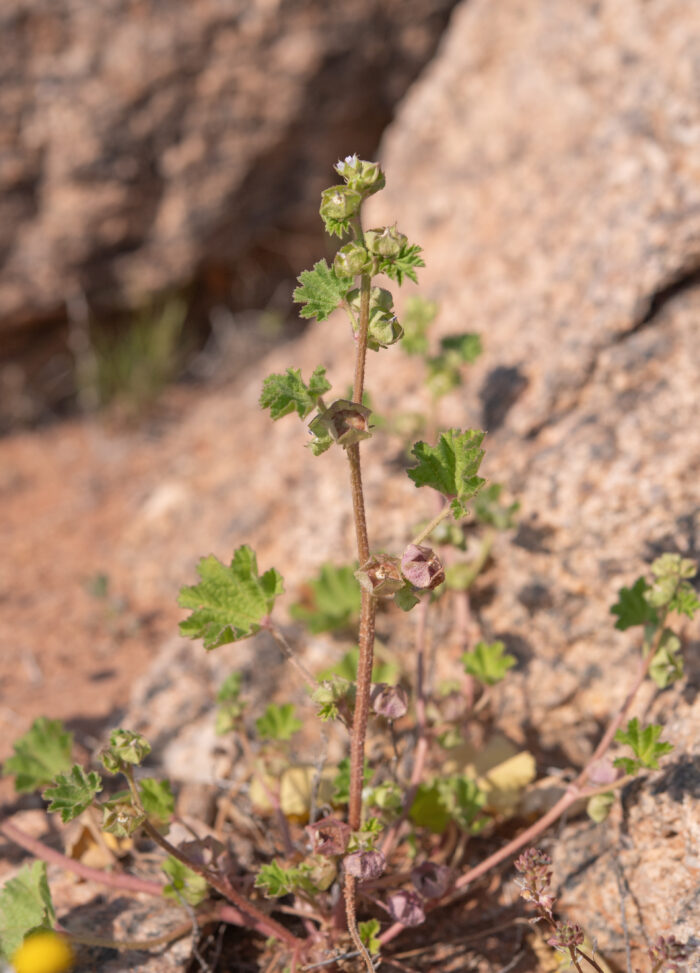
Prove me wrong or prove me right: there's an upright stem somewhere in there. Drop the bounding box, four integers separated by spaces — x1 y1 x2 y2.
344 266 378 973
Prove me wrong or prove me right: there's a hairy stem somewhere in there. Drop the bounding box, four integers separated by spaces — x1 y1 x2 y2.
343 254 377 973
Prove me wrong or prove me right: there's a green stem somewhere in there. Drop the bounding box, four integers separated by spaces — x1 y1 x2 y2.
411 503 452 547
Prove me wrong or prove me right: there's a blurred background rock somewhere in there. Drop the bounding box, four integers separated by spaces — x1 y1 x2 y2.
0 0 455 428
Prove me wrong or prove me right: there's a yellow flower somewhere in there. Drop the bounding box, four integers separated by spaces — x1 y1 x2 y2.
12 931 74 973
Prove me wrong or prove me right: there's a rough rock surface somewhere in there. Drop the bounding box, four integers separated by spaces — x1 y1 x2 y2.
366 0 700 965
0 0 455 347
2 0 700 970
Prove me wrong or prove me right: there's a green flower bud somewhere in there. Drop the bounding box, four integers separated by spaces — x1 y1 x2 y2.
334 155 386 195
102 792 146 837
320 185 362 222
364 225 407 259
333 242 371 277
367 312 403 351
107 728 151 766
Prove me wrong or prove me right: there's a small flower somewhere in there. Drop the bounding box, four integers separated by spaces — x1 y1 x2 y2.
307 815 352 856
344 849 386 880
12 931 74 973
370 683 408 720
401 544 445 590
411 861 452 899
320 185 362 221
385 889 426 926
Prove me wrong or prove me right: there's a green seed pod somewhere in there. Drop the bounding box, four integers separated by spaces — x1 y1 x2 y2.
333 242 371 277
308 399 372 449
320 185 362 222
364 225 407 259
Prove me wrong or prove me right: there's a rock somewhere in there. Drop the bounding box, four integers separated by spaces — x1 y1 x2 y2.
0 0 455 350
364 0 700 964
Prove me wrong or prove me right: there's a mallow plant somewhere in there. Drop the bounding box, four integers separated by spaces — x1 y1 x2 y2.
1 157 697 973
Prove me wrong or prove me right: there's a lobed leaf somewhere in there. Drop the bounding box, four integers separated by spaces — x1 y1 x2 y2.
462 640 516 686
0 861 56 961
611 577 657 630
260 366 331 421
179 545 283 649
43 765 102 823
407 429 486 518
293 260 352 321
255 703 302 742
290 563 361 634
162 857 208 906
3 718 73 794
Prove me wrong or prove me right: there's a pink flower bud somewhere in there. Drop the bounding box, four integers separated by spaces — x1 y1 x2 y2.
401 544 445 590
411 861 451 899
370 683 408 720
343 850 386 881
306 816 352 856
385 889 425 926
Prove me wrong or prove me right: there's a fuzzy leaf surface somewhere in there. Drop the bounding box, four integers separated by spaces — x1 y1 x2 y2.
43 766 102 822
255 703 302 742
0 861 56 960
380 242 425 285
611 577 657 630
614 718 674 774
179 546 283 649
290 563 361 634
162 857 208 906
293 260 352 321
407 429 485 518
260 366 331 420
462 641 516 686
3 718 73 793
139 778 175 827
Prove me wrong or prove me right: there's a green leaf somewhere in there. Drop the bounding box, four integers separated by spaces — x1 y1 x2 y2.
0 861 56 960
216 672 243 703
439 333 483 363
472 483 520 530
394 584 421 612
380 241 425 285
162 857 209 906
3 718 73 793
139 778 175 827
461 641 516 686
645 554 699 617
614 718 674 775
317 647 399 685
255 703 302 742
254 860 314 898
409 782 451 835
333 757 370 805
611 577 658 630
290 563 361 634
179 545 284 649
400 296 438 356
43 765 102 823
407 429 486 519
311 677 355 722
359 918 382 955
293 260 352 321
260 366 331 421
437 775 487 833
